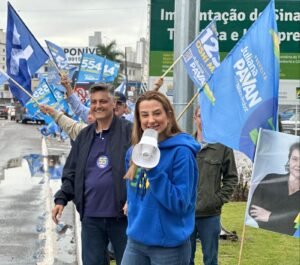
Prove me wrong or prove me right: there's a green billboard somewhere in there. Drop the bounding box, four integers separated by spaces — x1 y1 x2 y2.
149 0 300 79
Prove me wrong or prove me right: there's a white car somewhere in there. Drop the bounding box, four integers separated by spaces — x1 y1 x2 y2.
281 113 300 136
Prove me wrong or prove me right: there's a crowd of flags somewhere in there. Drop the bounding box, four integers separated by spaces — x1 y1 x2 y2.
3 1 121 124
2 0 280 160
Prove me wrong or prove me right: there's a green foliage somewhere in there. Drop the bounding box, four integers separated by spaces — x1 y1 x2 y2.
96 40 124 62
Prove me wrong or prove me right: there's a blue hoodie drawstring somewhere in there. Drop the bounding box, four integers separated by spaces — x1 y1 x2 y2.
135 168 147 200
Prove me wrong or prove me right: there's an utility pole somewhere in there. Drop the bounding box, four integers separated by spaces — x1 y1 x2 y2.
124 47 129 96
173 0 198 134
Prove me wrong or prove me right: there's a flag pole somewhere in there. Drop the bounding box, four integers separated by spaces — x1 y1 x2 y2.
176 91 199 121
0 69 39 105
237 223 247 265
161 54 182 79
49 59 62 75
153 54 183 91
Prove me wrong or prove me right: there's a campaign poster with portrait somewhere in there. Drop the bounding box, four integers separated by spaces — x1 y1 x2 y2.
245 129 300 237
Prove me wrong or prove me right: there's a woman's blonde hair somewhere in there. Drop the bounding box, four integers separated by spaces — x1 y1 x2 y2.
131 90 182 145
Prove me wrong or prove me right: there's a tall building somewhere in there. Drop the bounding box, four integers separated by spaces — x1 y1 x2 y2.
135 37 146 65
125 46 136 63
89 31 102 47
0 29 6 71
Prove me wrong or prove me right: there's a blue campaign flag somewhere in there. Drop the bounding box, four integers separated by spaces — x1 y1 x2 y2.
23 154 43 177
6 2 49 105
115 80 127 94
25 79 57 124
103 59 120 83
45 40 72 70
182 20 220 90
49 84 65 102
199 0 279 161
0 71 9 85
77 53 105 83
47 63 60 84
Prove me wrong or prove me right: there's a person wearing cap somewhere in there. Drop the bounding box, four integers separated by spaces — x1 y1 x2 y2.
114 92 134 122
52 82 132 265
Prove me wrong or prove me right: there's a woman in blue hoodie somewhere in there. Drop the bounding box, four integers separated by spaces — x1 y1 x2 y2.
121 91 200 265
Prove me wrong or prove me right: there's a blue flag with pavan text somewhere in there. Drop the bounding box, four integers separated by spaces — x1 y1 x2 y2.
6 2 49 105
182 20 220 91
199 0 279 161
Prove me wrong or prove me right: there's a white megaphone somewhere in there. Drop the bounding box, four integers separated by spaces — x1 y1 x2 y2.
132 128 161 169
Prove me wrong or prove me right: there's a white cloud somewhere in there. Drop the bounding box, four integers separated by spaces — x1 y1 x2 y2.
0 0 148 50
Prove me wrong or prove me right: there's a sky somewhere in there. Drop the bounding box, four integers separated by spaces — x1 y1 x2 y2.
0 0 148 51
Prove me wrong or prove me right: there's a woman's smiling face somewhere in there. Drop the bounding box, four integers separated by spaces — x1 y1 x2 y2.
138 99 169 141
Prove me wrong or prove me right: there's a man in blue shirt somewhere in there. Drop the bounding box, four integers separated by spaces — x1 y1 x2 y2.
52 83 132 265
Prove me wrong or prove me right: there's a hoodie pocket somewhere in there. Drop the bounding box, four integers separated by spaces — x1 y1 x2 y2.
127 204 165 245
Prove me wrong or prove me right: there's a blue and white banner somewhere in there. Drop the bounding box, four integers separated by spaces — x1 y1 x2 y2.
115 80 127 94
47 63 61 86
77 53 105 83
45 40 72 70
199 0 279 161
182 20 220 90
6 2 49 105
25 79 57 124
103 59 120 83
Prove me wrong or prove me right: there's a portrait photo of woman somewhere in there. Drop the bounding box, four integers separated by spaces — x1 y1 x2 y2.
246 129 300 237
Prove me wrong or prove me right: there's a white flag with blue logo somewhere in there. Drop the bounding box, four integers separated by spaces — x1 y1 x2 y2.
6 2 49 105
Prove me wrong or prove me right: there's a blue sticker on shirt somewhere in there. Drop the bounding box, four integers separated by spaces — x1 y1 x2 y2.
97 155 109 168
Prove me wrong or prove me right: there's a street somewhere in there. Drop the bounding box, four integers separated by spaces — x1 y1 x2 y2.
0 119 77 265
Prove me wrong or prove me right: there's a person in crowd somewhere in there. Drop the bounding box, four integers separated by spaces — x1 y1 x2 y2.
61 74 90 123
61 74 133 122
52 83 132 265
249 142 300 236
39 104 94 141
189 106 238 265
114 91 134 122
114 92 127 117
121 91 200 265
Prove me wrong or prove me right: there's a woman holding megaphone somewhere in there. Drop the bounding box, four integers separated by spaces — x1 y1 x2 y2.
122 91 200 265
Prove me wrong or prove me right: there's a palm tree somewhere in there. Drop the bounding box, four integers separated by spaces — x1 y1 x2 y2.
96 40 124 62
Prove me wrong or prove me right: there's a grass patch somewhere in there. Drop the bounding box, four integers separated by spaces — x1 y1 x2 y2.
195 202 299 265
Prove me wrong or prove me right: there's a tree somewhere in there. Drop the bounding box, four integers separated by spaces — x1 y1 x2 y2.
96 40 124 62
